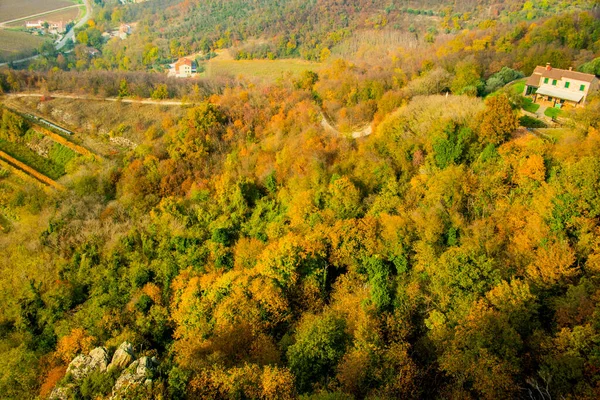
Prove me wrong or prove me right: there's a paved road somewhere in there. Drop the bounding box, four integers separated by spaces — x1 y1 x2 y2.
5 92 192 106
57 0 92 50
0 0 92 67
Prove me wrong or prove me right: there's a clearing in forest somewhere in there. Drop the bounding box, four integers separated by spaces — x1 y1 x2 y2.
202 52 322 82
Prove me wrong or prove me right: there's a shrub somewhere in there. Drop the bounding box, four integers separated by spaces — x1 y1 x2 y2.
79 368 120 399
519 115 547 128
48 143 77 167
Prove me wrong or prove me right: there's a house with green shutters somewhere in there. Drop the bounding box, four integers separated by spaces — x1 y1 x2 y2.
523 63 598 108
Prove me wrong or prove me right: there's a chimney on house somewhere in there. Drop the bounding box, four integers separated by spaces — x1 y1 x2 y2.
546 63 552 71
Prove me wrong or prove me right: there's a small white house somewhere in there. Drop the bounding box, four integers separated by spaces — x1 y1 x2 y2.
168 58 197 78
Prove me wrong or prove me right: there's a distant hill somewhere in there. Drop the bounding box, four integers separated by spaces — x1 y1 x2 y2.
112 0 596 61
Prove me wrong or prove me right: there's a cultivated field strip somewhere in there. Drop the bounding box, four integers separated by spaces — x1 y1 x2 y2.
32 125 97 159
4 104 100 160
0 0 74 24
0 157 48 190
0 150 64 190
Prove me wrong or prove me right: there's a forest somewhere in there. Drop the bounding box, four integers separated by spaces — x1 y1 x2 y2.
1 0 600 399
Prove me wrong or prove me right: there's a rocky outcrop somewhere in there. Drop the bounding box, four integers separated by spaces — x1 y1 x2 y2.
111 356 158 399
109 136 138 149
66 346 110 381
48 342 159 400
108 341 135 370
48 384 76 400
49 347 110 399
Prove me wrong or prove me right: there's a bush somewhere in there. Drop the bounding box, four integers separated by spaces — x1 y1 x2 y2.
136 294 154 313
0 109 30 142
212 227 234 246
519 115 547 128
545 107 563 119
168 367 191 400
72 174 99 196
48 143 77 167
485 67 524 94
79 368 120 399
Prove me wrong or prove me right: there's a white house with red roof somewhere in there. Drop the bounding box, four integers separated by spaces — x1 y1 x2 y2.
168 58 197 78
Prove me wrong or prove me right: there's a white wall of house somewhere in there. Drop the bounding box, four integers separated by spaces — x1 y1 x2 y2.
176 64 192 78
534 76 594 98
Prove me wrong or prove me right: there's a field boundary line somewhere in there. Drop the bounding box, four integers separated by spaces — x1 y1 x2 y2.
0 5 83 27
0 150 64 190
0 157 51 191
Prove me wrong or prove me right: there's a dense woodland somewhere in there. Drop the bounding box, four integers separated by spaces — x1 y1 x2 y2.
2 0 600 399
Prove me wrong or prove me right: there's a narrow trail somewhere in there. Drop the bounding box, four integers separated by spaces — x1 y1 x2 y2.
7 93 375 137
5 92 191 106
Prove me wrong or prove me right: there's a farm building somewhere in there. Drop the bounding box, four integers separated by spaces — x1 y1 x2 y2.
523 63 599 109
168 58 197 78
25 20 66 34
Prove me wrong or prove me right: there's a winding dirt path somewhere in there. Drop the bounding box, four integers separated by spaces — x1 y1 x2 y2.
320 112 372 138
8 93 375 138
5 92 191 106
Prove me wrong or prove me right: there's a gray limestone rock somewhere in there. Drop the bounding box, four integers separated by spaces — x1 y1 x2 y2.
48 384 76 400
108 341 135 370
66 346 109 381
111 356 158 399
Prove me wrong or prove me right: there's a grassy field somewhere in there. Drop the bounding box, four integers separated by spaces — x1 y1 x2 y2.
48 142 77 167
523 98 540 113
502 79 541 113
544 107 564 118
203 59 323 82
0 0 74 23
0 30 46 62
511 80 526 95
332 29 425 59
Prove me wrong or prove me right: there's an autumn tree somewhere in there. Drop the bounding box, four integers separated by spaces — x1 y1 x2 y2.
151 84 169 100
478 94 518 145
288 312 350 393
